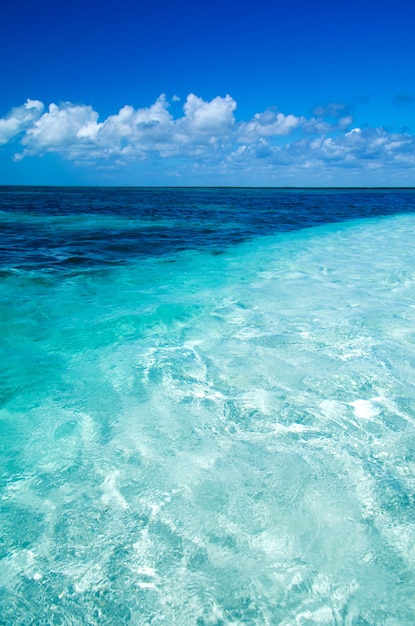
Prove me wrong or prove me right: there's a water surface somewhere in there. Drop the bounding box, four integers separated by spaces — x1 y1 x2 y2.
1 187 415 624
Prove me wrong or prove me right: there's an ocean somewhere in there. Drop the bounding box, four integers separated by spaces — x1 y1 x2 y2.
1 187 415 624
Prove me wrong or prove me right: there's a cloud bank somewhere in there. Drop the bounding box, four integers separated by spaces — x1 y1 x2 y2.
1 94 415 183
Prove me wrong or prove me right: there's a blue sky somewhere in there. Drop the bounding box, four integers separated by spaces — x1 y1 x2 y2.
1 0 415 186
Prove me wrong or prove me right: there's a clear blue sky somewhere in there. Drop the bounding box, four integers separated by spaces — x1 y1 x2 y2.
1 0 414 186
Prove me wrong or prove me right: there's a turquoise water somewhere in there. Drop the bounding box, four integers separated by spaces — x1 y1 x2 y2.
1 188 415 624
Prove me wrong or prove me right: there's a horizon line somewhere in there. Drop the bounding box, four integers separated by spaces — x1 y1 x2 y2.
1 185 415 190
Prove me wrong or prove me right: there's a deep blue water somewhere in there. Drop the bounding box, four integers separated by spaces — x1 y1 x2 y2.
1 187 415 625
1 187 414 272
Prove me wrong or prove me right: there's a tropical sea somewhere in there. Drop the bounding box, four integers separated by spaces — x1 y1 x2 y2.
1 186 415 625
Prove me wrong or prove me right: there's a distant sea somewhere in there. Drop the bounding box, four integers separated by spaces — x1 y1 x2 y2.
1 187 415 624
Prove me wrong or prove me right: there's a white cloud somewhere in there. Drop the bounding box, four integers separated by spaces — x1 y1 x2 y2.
8 94 237 161
223 126 415 183
96 95 173 154
20 102 100 156
238 110 301 142
0 99 43 144
345 127 361 137
1 94 415 184
303 115 353 135
182 93 236 132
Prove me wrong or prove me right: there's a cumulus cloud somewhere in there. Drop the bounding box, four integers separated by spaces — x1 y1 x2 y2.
292 127 415 168
302 116 354 135
96 95 173 155
182 93 236 132
303 101 354 135
1 93 415 183
225 126 415 179
6 94 238 161
21 102 99 150
0 99 44 145
238 110 301 142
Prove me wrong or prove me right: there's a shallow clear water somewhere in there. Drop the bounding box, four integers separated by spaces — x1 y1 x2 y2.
1 188 415 624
